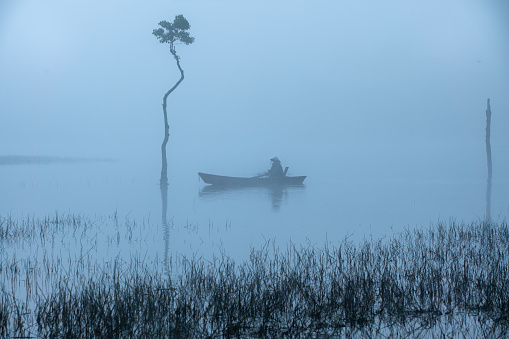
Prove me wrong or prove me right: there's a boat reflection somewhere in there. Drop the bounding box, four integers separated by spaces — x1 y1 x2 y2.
199 184 305 212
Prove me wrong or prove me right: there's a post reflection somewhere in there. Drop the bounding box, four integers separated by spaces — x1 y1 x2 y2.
485 98 492 221
486 179 492 221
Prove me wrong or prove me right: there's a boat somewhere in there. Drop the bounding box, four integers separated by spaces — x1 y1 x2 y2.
198 172 306 186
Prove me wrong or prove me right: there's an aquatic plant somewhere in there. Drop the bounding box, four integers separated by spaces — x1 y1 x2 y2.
1 218 508 337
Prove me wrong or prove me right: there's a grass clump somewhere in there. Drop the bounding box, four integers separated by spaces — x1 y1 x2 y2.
31 219 509 337
1 219 508 337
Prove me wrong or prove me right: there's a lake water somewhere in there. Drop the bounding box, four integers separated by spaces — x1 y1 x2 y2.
2 154 508 269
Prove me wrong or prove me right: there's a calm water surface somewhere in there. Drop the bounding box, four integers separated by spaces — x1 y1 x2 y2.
1 156 508 267
0 160 509 259
1 154 508 310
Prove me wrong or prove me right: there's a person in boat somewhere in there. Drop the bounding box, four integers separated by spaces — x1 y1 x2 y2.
266 157 285 177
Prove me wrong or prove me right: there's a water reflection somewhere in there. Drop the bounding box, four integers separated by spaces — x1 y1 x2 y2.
199 184 305 212
161 182 171 277
486 179 492 221
485 98 493 221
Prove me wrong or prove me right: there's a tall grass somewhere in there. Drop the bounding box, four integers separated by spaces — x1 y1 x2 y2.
1 218 508 337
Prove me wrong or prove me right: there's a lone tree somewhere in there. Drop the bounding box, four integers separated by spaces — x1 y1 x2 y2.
153 14 194 186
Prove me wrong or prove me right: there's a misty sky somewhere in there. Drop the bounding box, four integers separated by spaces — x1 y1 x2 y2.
1 0 508 182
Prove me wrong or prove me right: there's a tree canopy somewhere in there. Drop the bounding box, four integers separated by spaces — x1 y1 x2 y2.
153 14 194 56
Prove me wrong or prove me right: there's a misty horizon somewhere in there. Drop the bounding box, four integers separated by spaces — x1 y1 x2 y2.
1 1 508 182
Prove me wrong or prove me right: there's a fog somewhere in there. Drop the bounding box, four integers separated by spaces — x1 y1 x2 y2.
1 1 509 243
3 3 509 334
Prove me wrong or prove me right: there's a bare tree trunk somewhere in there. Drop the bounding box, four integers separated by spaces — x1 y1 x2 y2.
485 98 492 220
160 50 185 187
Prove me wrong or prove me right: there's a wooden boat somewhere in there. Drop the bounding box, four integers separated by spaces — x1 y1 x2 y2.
198 172 306 186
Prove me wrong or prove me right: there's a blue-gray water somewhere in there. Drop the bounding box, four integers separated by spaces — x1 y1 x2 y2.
2 2 509 321
2 155 508 264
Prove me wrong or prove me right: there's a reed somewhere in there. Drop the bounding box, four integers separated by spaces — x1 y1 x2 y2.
0 212 92 244
1 218 508 337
